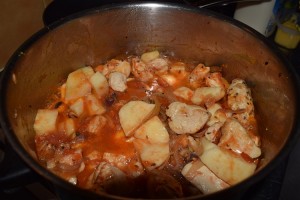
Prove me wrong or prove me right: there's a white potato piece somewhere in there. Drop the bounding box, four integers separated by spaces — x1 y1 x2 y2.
119 101 155 137
63 118 76 136
191 87 225 106
34 109 58 135
86 94 106 115
169 62 186 74
65 67 92 101
219 118 261 158
69 98 84 117
160 74 177 86
166 102 210 134
200 138 257 185
89 71 109 98
182 160 229 194
81 66 95 78
133 139 169 170
109 72 127 92
134 116 169 144
141 50 160 63
173 87 194 101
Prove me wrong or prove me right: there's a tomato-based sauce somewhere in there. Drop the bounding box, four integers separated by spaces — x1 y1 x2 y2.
33 51 261 198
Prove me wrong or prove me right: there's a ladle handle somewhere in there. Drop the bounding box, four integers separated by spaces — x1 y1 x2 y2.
185 0 271 8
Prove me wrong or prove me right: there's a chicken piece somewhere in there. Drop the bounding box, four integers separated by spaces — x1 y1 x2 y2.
182 160 229 194
101 59 131 78
173 87 194 101
206 103 232 128
112 60 131 77
219 118 261 158
227 79 254 113
191 87 225 106
91 162 132 195
205 122 223 143
166 102 210 134
205 72 228 89
55 149 83 171
103 153 129 169
189 64 210 84
131 57 154 82
168 134 190 170
34 109 58 135
84 115 107 134
147 58 169 75
187 136 203 156
207 103 226 126
109 72 127 92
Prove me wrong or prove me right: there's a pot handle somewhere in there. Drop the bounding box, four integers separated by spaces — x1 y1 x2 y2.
185 0 270 8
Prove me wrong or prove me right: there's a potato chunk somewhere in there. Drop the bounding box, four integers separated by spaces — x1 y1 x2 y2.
133 139 169 170
34 109 58 135
182 160 229 194
65 67 93 101
89 71 109 98
141 50 160 63
86 94 106 116
200 138 256 185
219 118 261 158
119 101 155 137
69 98 84 117
134 116 169 144
191 87 225 106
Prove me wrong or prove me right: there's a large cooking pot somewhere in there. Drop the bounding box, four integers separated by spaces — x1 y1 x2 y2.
1 2 300 199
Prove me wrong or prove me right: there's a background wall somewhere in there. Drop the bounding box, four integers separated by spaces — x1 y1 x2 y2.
0 0 52 71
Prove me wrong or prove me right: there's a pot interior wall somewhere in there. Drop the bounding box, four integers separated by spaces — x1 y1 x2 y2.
2 3 297 190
